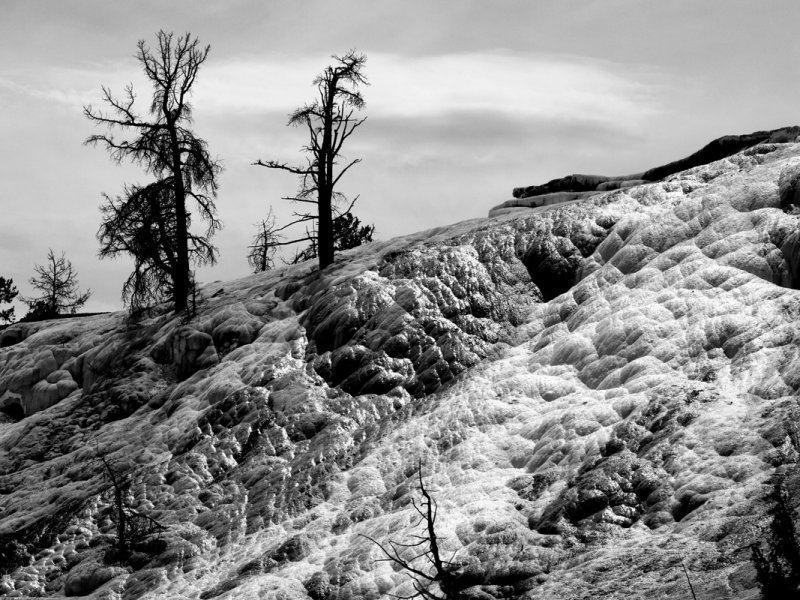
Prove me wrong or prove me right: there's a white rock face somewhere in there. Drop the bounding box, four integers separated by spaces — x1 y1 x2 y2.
1 142 800 599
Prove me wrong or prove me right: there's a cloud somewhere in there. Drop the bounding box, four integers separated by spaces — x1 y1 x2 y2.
369 52 662 125
0 60 138 113
353 109 646 162
198 50 662 125
1 49 665 134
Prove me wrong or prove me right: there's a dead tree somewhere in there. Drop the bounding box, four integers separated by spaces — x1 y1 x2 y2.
254 50 368 270
363 462 460 600
247 207 280 273
97 454 165 560
85 31 221 313
99 454 131 556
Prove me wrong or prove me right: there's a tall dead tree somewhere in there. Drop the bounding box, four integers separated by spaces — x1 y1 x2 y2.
254 50 368 270
85 31 221 313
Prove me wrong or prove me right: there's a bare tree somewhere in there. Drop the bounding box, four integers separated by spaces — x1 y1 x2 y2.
99 454 133 557
254 50 368 270
363 462 461 600
23 250 91 318
96 451 165 561
85 30 221 313
247 207 280 273
0 277 18 324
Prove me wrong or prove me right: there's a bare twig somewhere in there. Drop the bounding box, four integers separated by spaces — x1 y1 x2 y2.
681 561 698 600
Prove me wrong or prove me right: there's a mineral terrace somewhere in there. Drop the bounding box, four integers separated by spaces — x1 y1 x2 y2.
2 135 800 599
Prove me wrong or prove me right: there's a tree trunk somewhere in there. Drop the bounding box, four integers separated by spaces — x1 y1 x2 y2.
318 186 334 269
168 123 190 312
317 78 337 270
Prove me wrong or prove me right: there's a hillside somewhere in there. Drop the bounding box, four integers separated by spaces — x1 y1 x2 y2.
2 137 800 599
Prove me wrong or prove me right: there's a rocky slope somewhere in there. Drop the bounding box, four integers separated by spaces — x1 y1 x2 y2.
2 139 800 599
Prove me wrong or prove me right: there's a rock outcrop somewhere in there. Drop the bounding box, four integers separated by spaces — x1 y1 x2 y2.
492 126 800 217
2 139 800 599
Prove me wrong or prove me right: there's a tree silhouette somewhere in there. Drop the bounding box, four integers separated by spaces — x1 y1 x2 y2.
247 207 280 273
85 30 221 313
0 277 18 324
331 212 374 252
97 180 216 310
23 250 91 318
255 50 368 270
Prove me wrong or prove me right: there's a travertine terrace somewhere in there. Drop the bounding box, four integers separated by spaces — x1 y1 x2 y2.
2 138 800 599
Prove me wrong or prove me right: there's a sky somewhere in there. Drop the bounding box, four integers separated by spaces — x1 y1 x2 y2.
2 0 800 314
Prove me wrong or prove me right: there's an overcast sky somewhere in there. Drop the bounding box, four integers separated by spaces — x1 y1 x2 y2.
2 0 800 313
